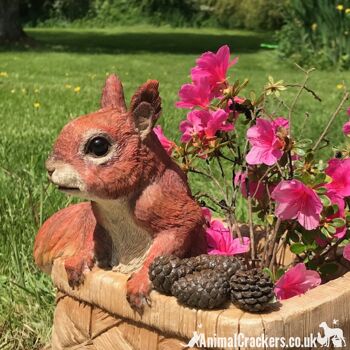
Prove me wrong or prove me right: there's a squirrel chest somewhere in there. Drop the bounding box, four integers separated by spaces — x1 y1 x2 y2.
93 198 152 273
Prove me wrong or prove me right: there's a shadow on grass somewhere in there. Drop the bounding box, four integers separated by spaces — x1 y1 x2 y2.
0 29 272 55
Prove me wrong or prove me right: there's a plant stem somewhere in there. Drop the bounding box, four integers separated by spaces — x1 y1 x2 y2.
230 211 244 244
265 218 281 267
247 195 256 263
312 91 349 151
285 83 322 102
269 229 287 270
288 68 314 139
287 150 294 179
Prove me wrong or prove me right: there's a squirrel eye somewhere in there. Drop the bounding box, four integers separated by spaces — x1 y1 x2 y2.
86 137 110 157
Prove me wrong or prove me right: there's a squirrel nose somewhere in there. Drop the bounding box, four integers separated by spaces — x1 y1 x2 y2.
45 158 56 179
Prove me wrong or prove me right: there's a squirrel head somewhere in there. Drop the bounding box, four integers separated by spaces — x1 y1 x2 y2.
46 74 165 200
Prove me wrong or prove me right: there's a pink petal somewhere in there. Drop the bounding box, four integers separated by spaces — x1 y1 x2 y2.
343 244 350 261
272 117 289 130
153 125 175 155
246 146 282 166
274 200 300 220
274 263 321 300
343 121 350 135
176 78 212 109
335 226 347 239
201 207 212 223
271 180 322 230
229 237 250 254
271 180 303 202
246 118 285 166
206 109 233 137
325 158 350 197
206 219 250 255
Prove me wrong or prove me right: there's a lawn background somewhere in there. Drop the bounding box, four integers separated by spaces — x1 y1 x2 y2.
0 26 349 349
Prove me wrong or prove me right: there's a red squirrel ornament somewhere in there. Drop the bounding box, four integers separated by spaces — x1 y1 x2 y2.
33 74 207 313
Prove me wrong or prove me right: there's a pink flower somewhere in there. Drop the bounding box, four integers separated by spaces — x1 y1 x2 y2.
271 180 323 230
325 158 350 198
153 125 175 156
234 171 265 200
274 263 321 300
343 121 350 135
343 244 350 261
272 117 289 129
191 45 238 95
246 118 288 166
179 109 233 143
201 207 212 223
176 77 213 109
206 219 250 255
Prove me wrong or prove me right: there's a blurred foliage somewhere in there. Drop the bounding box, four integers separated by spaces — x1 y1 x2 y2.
19 0 285 29
277 0 350 70
208 0 286 30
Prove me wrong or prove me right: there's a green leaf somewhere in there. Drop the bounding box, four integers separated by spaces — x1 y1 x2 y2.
306 241 318 251
332 204 340 214
332 218 346 227
297 139 313 148
275 268 286 280
266 214 274 225
314 173 326 185
327 225 336 234
319 263 338 276
262 267 274 281
316 186 328 195
290 242 307 254
319 195 331 207
321 226 332 238
294 148 306 156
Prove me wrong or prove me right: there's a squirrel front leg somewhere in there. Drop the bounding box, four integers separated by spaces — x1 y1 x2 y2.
127 168 207 313
126 228 192 313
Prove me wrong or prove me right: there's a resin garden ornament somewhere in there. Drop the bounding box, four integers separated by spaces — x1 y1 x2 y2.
33 72 273 315
33 45 350 349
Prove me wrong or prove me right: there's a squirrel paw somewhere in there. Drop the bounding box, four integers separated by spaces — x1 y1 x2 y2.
126 271 151 315
64 253 95 288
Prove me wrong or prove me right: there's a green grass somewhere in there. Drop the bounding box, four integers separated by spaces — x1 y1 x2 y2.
0 26 349 349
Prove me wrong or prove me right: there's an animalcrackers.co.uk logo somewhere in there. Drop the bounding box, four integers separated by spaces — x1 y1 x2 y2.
184 321 346 348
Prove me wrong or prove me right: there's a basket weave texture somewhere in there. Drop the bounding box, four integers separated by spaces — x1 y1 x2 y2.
50 260 350 350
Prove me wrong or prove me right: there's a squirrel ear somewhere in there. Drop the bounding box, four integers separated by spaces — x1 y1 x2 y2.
130 80 161 140
100 74 127 113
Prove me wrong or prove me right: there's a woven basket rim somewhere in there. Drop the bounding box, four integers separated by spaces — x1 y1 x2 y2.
51 259 350 341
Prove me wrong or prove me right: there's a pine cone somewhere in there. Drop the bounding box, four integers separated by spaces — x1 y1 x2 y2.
149 255 194 294
171 270 230 309
189 254 244 278
230 268 275 312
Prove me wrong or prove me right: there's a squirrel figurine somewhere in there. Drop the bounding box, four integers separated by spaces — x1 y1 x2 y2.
33 74 208 313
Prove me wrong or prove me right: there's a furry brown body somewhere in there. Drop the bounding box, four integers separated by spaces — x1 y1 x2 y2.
34 75 207 312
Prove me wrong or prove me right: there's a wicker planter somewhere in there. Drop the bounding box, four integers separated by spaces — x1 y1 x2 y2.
49 259 350 350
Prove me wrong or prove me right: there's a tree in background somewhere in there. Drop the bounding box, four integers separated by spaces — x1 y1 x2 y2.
0 0 24 42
